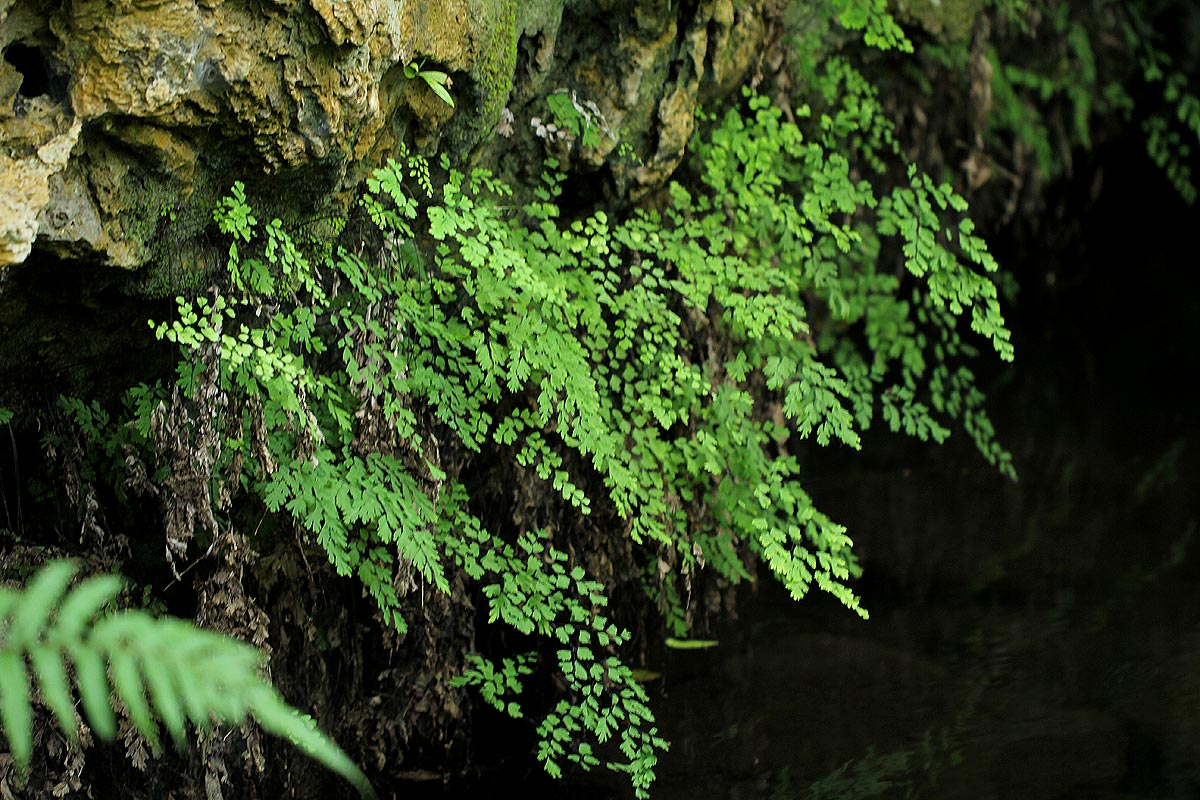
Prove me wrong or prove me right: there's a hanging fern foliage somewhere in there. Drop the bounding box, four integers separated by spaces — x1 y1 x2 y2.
21 2 1027 795
0 560 375 799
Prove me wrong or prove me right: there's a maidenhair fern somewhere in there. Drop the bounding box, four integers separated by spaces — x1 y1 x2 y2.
450 653 535 719
947 2 1198 205
133 80 1014 791
15 0 1199 794
1140 51 1200 205
69 2 1024 792
0 560 374 798
437 492 667 789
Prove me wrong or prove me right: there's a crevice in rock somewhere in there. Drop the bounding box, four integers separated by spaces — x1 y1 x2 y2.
3 42 67 102
702 12 721 88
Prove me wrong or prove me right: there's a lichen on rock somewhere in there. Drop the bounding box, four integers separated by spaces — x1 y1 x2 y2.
895 0 985 40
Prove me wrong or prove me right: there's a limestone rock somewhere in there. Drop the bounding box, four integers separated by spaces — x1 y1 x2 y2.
0 0 772 271
502 0 766 200
0 106 81 266
896 0 985 40
1 0 529 268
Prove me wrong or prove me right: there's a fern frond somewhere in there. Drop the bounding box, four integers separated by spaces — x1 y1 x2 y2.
0 560 375 799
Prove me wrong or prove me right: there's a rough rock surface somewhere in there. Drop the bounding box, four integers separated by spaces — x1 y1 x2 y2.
0 0 774 271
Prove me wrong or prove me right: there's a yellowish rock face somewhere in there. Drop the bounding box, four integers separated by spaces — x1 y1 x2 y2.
1 0 769 269
0 0 493 267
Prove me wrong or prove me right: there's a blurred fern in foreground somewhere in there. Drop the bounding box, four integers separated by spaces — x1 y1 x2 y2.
0 560 374 798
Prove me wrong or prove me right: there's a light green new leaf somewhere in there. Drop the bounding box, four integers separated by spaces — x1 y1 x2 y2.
55 574 123 641
29 646 77 744
9 561 75 647
420 71 456 108
664 637 719 650
69 643 116 740
0 651 32 766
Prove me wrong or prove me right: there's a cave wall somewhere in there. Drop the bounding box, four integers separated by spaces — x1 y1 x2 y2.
0 0 787 403
0 0 771 272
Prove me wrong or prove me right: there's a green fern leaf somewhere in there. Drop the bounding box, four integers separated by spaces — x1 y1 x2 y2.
28 646 77 744
69 643 116 739
54 574 123 640
9 560 74 647
141 652 187 748
0 561 375 798
109 644 159 750
247 689 376 798
0 650 32 766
